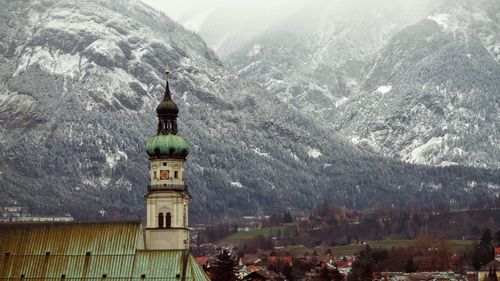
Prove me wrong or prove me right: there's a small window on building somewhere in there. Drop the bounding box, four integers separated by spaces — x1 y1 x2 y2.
153 171 157 179
20 274 25 279
162 162 167 166
158 213 164 229
141 274 146 279
174 171 178 179
165 212 172 228
61 274 66 279
102 274 107 278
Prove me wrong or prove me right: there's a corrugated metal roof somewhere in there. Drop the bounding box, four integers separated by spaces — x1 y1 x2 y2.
132 250 210 280
0 221 141 255
0 222 210 280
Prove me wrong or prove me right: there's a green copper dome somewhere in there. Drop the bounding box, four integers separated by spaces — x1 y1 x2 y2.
146 134 189 158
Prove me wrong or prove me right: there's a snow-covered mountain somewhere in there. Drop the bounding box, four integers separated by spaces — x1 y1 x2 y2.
0 0 498 220
336 0 500 168
225 0 500 168
226 0 437 119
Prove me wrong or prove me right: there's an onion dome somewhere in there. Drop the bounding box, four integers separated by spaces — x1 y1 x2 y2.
146 134 189 159
156 81 179 116
146 69 189 159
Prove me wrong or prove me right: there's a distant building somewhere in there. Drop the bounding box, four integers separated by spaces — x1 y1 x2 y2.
242 270 285 281
375 272 468 281
0 73 209 280
478 259 500 281
476 248 500 281
0 206 73 222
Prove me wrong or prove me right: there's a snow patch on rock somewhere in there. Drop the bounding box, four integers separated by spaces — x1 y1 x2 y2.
247 44 262 57
409 136 444 163
231 181 244 188
439 161 459 167
103 149 128 168
307 147 322 159
15 47 85 78
252 147 270 158
335 97 349 108
427 14 451 30
429 182 442 191
288 150 299 161
376 85 392 95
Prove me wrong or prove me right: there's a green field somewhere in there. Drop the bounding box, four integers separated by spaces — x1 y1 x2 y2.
220 227 475 256
278 240 475 256
220 226 288 243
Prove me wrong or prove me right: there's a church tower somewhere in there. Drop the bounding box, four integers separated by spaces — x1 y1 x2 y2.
144 71 190 250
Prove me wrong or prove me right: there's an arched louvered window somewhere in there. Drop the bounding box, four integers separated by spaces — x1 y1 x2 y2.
166 212 172 228
158 213 164 228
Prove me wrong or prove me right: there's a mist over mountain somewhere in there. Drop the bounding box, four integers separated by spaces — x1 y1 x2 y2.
142 0 305 58
0 0 498 220
210 0 500 169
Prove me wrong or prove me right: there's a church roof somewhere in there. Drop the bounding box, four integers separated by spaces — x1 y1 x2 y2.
481 259 500 271
0 221 209 280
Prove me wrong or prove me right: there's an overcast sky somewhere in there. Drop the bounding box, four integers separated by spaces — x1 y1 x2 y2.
141 0 437 56
141 0 302 22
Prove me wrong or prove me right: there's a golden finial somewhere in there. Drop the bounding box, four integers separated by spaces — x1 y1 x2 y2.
164 67 171 76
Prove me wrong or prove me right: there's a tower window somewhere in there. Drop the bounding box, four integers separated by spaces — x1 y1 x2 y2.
166 212 172 228
153 171 157 179
174 171 178 179
162 162 167 166
158 213 164 229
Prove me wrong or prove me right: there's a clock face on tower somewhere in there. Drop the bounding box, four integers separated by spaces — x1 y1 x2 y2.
160 170 170 180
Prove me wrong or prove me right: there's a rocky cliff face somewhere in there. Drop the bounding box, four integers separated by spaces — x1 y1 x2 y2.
0 0 498 220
